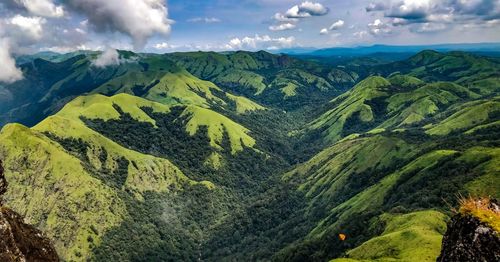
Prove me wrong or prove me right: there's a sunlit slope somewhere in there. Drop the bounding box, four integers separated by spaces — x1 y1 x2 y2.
280 129 499 260
40 93 257 154
166 50 355 106
309 76 391 143
1 51 267 127
282 71 499 260
307 73 497 144
374 50 500 94
331 211 447 262
0 124 127 261
0 94 224 260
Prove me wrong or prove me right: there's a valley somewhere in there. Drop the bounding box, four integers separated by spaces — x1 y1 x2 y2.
0 49 498 261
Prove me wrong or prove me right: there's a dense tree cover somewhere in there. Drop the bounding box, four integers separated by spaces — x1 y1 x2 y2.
3 50 498 261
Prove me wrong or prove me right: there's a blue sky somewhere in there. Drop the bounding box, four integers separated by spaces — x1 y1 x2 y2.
1 0 500 54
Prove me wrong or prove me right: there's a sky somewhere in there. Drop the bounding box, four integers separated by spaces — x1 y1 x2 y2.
0 0 500 81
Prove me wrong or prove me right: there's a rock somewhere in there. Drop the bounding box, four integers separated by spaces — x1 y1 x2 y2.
0 160 6 199
437 213 500 262
0 161 59 262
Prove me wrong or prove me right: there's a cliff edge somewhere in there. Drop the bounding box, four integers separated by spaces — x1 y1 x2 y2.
0 160 59 262
437 197 500 262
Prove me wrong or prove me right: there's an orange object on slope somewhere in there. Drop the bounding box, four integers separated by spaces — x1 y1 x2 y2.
339 233 346 241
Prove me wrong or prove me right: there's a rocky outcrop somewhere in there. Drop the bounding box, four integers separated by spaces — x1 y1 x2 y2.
0 160 59 262
437 200 500 262
0 160 6 201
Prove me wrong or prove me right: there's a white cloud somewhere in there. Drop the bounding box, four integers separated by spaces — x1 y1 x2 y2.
66 0 173 49
365 2 387 12
285 1 329 18
368 19 393 35
92 48 121 67
320 28 328 35
187 17 221 23
0 39 23 83
12 0 65 17
272 13 299 23
411 22 447 33
226 34 296 50
269 23 296 31
353 31 368 38
273 1 329 23
7 15 46 40
153 42 180 50
329 20 345 30
368 0 500 29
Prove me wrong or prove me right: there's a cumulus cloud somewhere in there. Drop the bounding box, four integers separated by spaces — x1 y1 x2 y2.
366 2 387 12
5 0 64 17
269 23 296 31
187 17 221 23
411 22 447 33
225 34 295 50
329 20 345 30
320 28 328 35
6 15 46 40
367 0 500 28
273 1 329 23
0 39 23 83
368 19 393 35
353 31 369 38
286 1 329 18
272 13 299 23
65 0 172 49
92 48 121 67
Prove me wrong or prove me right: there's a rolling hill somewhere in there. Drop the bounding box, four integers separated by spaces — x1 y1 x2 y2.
0 49 498 261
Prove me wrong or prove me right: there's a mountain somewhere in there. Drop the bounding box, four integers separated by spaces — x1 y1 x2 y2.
303 43 500 57
0 161 59 261
165 50 358 109
0 49 498 261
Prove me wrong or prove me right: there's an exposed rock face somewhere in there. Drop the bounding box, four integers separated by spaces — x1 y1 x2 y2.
0 161 59 262
437 213 500 262
0 160 6 200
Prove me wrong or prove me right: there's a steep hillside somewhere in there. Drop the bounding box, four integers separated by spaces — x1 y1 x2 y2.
167 51 357 109
371 51 500 94
0 49 498 261
307 73 493 145
1 51 266 128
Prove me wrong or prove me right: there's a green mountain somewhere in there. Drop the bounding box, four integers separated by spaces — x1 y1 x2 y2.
0 50 498 261
1 51 267 127
166 51 358 109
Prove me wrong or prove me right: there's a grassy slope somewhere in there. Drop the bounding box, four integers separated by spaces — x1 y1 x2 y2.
167 50 350 103
181 105 256 154
0 124 127 261
0 93 226 260
281 69 500 260
309 74 490 144
332 211 447 262
309 76 391 143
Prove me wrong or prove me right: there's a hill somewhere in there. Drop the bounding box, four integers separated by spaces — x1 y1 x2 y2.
0 49 498 261
1 51 267 128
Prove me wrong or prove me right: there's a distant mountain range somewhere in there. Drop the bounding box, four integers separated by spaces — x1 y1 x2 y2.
277 42 500 57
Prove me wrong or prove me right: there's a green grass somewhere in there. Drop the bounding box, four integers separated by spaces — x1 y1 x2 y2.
226 93 266 114
212 69 267 95
0 124 127 261
332 210 447 262
426 98 500 136
181 105 256 154
309 76 391 143
145 70 225 107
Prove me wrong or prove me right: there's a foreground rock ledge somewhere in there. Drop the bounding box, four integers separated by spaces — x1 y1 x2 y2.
0 161 59 262
438 203 500 262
